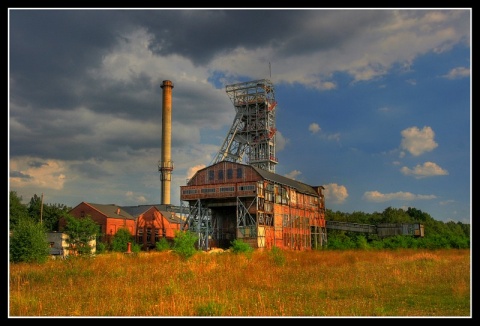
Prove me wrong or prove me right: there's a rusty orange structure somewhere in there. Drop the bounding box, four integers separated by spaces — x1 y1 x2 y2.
180 161 327 250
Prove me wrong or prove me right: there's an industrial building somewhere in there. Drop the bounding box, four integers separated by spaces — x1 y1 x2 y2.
172 79 327 251
62 77 422 252
180 161 326 250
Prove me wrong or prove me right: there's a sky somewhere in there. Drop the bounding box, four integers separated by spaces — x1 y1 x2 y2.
8 8 471 224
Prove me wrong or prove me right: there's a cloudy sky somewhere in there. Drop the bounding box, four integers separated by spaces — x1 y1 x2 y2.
8 8 471 224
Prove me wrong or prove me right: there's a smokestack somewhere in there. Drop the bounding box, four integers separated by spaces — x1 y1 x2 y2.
159 80 174 205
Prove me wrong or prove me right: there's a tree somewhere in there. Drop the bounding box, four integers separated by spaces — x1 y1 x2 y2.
27 193 71 231
9 191 29 231
111 228 133 252
63 214 98 256
10 218 50 263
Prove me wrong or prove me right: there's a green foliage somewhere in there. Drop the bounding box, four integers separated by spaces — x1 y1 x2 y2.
9 192 471 252
155 237 171 251
195 301 225 316
96 242 107 254
10 218 50 263
172 230 198 259
230 238 253 255
27 194 71 232
355 235 370 249
63 214 98 255
9 191 29 231
9 191 71 232
111 228 133 252
268 246 286 266
325 207 470 250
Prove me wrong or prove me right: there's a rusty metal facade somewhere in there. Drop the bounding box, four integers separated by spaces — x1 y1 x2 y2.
180 161 327 251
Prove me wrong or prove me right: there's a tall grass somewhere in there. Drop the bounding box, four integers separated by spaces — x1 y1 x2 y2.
9 249 470 317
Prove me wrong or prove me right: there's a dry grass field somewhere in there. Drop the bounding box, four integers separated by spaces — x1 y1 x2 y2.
9 248 470 317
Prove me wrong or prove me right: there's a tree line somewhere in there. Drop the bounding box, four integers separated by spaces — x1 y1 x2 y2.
9 191 470 263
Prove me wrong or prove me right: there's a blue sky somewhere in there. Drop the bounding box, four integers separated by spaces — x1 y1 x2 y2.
8 8 471 224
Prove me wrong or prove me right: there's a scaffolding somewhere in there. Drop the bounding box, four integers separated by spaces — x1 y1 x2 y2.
213 79 278 173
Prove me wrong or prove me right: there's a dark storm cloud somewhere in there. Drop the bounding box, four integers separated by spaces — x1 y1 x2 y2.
9 9 388 116
10 171 32 179
70 161 114 179
138 9 389 64
9 8 387 163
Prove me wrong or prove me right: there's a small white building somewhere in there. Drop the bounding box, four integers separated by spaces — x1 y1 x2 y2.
47 232 96 257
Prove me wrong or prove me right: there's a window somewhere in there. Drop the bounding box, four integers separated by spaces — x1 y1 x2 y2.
182 189 198 195
238 185 255 191
218 170 223 180
146 228 152 243
227 168 233 179
237 168 243 178
201 188 216 193
208 170 214 181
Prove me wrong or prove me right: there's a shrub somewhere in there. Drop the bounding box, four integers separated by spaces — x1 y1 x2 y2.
96 242 107 254
156 238 171 251
230 239 253 255
10 218 50 263
111 228 133 252
172 230 198 259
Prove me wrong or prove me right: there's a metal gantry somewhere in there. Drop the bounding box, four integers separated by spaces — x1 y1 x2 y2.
181 199 213 250
213 79 278 173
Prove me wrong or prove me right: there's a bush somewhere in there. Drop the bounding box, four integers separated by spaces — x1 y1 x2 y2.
111 228 133 252
172 230 198 259
10 218 50 263
96 242 107 254
230 239 253 255
156 238 171 251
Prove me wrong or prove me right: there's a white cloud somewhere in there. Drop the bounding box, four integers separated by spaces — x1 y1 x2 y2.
275 130 288 152
400 161 449 178
400 126 438 156
125 191 148 204
363 190 437 202
309 123 321 134
442 66 470 79
284 170 302 180
323 183 348 204
10 157 67 191
186 164 206 180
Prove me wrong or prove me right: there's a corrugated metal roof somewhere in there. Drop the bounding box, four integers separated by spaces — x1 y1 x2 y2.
250 166 319 196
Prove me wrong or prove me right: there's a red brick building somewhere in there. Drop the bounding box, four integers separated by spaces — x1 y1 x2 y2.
63 202 183 249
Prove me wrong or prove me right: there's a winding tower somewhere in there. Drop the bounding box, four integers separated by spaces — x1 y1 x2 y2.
213 79 278 172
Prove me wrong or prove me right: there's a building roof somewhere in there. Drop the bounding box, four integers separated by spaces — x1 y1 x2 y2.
121 205 153 217
250 165 319 196
116 204 184 224
85 203 136 220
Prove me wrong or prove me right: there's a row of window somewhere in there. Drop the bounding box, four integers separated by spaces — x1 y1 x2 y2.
183 184 256 195
208 168 243 181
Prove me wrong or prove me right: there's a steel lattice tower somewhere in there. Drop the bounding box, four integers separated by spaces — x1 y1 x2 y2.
213 79 278 172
